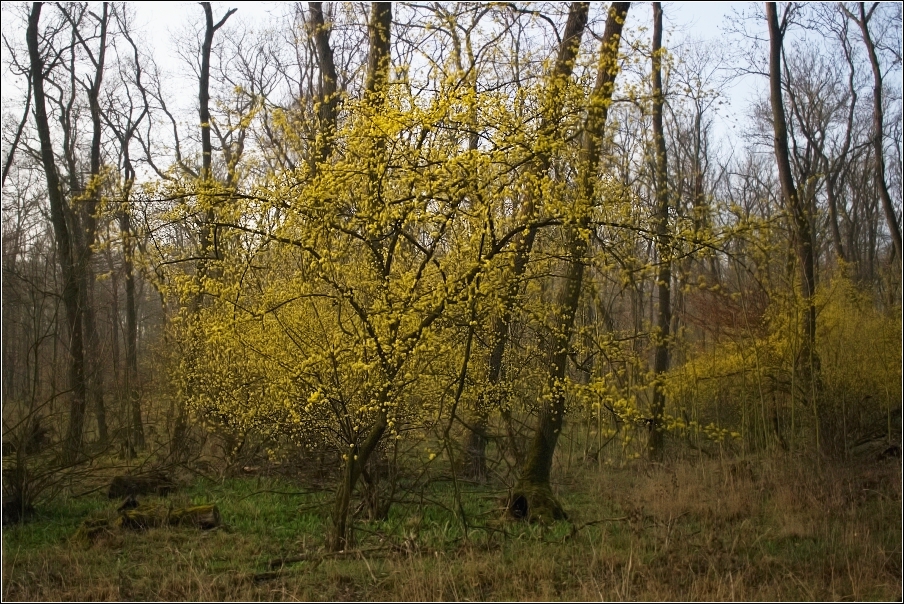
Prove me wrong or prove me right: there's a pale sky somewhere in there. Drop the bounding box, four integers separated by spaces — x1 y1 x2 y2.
1 2 762 159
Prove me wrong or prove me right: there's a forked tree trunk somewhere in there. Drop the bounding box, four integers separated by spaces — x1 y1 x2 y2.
329 403 389 551
510 2 630 521
464 1 591 480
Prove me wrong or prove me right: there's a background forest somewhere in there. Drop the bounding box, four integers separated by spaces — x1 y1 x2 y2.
1 2 901 600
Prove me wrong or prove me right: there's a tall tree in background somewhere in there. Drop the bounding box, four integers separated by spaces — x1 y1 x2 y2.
843 2 902 259
465 1 590 481
102 5 151 451
60 2 111 444
648 1 671 461
766 2 822 438
197 2 236 272
26 2 89 462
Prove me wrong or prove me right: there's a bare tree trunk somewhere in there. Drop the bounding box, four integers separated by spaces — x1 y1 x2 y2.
1 79 31 189
648 1 670 461
27 2 88 463
83 3 110 443
101 10 150 452
766 2 822 442
56 1 112 443
512 2 630 520
310 2 339 164
121 193 144 450
846 2 902 258
196 1 236 266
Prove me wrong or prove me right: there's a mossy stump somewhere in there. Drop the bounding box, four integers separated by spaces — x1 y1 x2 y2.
117 503 221 530
507 483 567 522
72 503 221 545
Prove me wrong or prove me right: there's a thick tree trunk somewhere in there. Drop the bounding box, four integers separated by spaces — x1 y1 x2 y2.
27 3 89 463
512 2 630 520
648 2 670 461
464 2 590 479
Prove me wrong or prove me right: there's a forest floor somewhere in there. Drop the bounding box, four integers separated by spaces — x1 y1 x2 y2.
2 452 901 601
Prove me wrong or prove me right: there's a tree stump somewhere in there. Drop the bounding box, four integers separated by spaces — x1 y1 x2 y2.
507 483 567 522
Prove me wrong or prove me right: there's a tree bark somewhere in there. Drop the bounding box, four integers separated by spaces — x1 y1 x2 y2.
310 2 339 164
512 2 630 520
648 1 670 461
465 1 591 480
27 2 88 463
121 184 144 450
196 1 236 267
81 3 110 443
766 2 822 432
847 2 902 258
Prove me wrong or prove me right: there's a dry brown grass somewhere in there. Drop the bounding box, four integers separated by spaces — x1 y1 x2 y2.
3 453 900 601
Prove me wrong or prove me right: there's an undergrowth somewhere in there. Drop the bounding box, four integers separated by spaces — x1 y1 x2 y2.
2 452 900 601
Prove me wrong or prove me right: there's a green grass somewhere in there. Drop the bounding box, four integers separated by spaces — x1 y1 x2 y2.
3 453 901 601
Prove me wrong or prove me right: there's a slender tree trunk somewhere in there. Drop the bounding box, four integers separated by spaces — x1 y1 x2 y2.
512 2 630 520
826 172 846 262
766 2 822 442
196 2 236 266
82 3 110 442
82 274 107 442
27 2 88 463
327 2 393 552
173 3 237 461
648 2 670 461
849 2 902 258
1 78 31 189
121 186 144 450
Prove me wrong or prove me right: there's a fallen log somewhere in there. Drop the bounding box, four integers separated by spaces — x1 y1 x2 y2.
118 503 221 530
73 503 221 545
